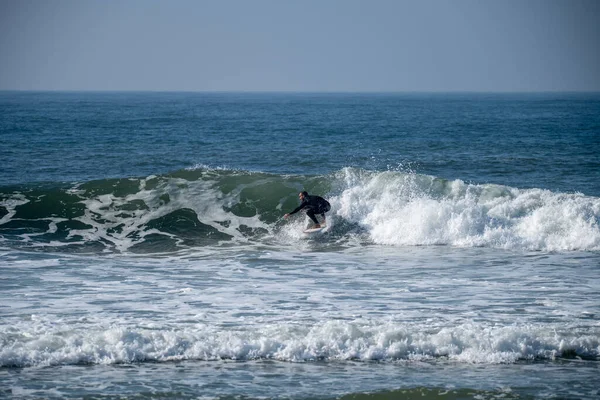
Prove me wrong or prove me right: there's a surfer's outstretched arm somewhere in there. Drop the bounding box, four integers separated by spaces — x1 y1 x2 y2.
284 203 306 218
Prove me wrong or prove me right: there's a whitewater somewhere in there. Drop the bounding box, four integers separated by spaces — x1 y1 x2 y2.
1 92 599 399
1 167 599 253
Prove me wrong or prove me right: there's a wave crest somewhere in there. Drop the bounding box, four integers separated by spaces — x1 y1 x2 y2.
1 167 599 253
333 168 600 251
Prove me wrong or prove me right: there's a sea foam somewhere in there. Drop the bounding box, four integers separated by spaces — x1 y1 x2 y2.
1 318 598 367
333 168 600 251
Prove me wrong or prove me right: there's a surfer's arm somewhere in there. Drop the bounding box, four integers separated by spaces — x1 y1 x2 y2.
285 202 307 217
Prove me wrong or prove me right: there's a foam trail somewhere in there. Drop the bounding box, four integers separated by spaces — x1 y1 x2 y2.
0 194 29 225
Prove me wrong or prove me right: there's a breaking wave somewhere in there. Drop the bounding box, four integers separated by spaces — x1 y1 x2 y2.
1 167 599 253
1 317 598 367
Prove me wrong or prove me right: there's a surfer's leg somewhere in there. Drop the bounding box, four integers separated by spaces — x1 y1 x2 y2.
306 209 320 227
317 204 328 225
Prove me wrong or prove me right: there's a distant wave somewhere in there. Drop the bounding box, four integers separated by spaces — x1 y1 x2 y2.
1 167 599 253
1 317 598 367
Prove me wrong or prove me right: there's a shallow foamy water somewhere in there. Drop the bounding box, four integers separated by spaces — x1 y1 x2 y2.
1 244 599 398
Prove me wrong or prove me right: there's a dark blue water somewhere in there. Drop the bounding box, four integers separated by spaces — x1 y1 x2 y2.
2 92 599 195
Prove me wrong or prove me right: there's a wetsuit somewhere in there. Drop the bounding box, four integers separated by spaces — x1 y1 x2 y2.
288 195 331 225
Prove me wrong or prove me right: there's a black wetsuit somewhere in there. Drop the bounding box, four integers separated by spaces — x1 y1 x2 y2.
288 195 331 225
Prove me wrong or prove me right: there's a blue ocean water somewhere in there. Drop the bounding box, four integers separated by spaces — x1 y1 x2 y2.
2 92 599 194
1 92 599 399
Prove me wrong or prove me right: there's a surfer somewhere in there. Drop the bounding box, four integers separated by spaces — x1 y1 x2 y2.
284 191 331 228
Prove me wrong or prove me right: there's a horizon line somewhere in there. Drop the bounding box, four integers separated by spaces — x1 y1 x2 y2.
1 89 600 94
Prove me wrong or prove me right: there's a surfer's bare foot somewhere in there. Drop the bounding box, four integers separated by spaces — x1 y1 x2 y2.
314 224 321 228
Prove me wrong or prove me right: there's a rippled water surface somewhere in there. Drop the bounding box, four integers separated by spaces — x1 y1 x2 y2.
1 92 599 398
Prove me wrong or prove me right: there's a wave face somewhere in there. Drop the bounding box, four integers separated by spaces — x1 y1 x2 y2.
1 167 599 253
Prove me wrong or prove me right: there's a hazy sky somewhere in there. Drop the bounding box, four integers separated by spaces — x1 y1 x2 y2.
1 0 599 91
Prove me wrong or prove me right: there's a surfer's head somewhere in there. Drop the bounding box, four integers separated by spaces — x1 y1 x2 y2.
299 191 308 201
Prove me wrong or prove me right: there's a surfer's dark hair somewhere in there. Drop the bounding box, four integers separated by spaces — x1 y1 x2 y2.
301 191 309 197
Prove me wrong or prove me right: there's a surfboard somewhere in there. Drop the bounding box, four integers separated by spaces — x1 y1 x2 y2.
302 225 327 236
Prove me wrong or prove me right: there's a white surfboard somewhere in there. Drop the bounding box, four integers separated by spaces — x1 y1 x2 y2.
302 225 327 237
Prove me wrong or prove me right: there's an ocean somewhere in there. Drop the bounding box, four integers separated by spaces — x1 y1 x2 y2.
0 92 599 399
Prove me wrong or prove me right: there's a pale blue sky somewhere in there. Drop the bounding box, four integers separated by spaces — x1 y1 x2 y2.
1 0 599 91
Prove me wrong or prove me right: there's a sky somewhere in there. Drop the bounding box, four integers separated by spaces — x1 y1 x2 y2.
0 0 599 92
